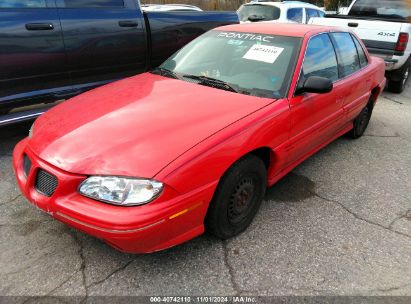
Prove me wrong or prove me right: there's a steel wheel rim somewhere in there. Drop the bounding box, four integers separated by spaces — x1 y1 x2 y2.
228 177 256 224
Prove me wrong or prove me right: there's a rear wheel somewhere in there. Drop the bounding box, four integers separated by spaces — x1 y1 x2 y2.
388 64 410 94
205 155 267 239
348 103 372 139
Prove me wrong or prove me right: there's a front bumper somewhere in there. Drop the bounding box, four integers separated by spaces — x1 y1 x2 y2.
13 138 215 253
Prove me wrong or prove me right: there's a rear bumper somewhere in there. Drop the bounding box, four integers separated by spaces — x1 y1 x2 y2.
13 139 215 253
370 52 409 72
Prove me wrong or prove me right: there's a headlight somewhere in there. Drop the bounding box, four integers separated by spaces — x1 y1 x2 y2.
79 176 163 206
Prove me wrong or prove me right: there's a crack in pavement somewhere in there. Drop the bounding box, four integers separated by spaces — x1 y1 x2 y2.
61 230 135 296
389 209 411 229
383 96 404 105
0 219 53 229
45 271 80 296
363 134 399 138
86 259 135 291
66 230 88 302
308 190 411 240
222 240 241 296
369 283 411 293
0 194 22 206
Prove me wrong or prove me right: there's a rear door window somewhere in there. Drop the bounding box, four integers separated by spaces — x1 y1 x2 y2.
306 9 319 23
331 32 361 78
287 8 303 23
302 33 339 82
63 0 124 8
0 0 46 8
351 35 368 68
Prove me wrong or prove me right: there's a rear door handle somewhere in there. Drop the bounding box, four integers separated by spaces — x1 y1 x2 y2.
25 23 54 31
118 20 138 27
348 22 358 27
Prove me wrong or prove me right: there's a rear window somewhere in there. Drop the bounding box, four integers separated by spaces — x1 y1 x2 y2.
349 0 411 21
237 4 281 22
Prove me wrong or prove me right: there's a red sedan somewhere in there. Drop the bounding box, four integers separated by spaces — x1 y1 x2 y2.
13 24 386 253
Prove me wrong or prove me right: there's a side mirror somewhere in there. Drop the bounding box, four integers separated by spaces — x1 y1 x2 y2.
296 76 333 95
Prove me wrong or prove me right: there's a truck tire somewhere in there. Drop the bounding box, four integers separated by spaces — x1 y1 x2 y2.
388 63 410 94
205 155 267 239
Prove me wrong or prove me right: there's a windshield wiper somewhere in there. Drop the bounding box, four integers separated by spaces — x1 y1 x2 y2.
182 75 240 93
151 67 180 79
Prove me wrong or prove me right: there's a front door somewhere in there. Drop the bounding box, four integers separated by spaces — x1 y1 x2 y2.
287 33 345 165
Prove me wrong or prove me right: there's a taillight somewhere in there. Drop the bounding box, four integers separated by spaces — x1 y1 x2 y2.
395 33 409 53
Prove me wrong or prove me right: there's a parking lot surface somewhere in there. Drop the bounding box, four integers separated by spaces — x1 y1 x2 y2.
0 84 410 297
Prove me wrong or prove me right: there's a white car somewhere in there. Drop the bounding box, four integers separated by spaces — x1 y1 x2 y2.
310 0 411 93
141 4 202 12
237 1 325 24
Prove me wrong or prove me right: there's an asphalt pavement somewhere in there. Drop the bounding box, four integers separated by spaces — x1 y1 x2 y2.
0 83 410 298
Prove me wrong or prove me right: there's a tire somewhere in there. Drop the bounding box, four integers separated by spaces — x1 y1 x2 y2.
388 64 410 94
348 103 372 139
205 155 267 239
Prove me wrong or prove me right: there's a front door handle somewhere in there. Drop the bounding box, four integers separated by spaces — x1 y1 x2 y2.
25 23 54 31
118 20 138 27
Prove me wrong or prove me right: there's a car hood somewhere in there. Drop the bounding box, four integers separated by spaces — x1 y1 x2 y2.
29 73 275 178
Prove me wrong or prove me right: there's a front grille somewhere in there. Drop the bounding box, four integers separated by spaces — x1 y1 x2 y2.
23 154 31 177
35 169 58 197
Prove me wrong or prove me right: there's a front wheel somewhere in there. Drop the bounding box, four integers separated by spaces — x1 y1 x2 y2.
205 155 267 239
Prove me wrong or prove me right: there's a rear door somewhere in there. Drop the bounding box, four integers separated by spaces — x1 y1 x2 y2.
330 32 373 122
56 0 147 90
0 0 68 107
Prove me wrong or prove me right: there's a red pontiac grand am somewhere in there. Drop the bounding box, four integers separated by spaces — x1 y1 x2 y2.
13 24 386 253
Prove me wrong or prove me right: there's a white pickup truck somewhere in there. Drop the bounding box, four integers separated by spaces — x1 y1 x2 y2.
310 0 411 93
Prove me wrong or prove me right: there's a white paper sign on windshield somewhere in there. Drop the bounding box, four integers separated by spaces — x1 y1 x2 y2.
243 44 284 64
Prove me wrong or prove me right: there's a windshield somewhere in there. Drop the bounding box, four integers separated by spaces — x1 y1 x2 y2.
237 4 281 22
157 31 301 98
349 0 411 21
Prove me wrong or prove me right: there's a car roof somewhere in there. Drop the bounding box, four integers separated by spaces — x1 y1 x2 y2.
215 23 340 38
244 1 323 10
